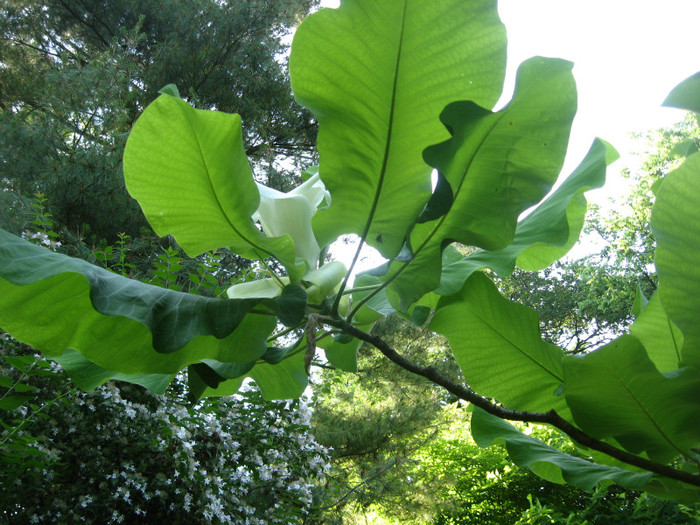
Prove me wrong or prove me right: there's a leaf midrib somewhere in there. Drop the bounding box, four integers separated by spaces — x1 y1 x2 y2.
357 0 409 249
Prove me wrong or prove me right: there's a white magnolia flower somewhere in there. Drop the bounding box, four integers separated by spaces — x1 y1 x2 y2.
253 172 330 269
229 172 349 302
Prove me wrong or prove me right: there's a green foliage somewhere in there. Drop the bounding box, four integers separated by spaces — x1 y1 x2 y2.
1 0 700 507
0 339 330 524
499 261 638 353
311 317 458 522
0 0 318 240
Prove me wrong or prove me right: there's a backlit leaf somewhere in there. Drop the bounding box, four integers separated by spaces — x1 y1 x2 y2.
291 0 506 258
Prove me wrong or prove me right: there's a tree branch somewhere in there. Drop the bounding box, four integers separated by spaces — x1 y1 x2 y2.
324 317 700 488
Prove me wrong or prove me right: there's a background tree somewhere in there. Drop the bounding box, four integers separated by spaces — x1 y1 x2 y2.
0 0 318 240
310 317 460 523
0 3 334 522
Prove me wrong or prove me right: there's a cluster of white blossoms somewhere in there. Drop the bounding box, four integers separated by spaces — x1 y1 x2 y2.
21 231 62 250
1 363 331 524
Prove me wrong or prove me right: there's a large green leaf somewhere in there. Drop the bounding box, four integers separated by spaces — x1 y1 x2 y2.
290 0 506 259
431 272 566 414
50 350 174 394
435 139 614 296
319 336 362 373
471 407 652 491
385 57 576 309
0 230 276 378
651 152 700 365
123 93 305 281
563 335 700 463
196 351 309 401
629 292 683 373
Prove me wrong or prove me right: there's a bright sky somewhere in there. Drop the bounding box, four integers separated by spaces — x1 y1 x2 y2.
317 0 700 205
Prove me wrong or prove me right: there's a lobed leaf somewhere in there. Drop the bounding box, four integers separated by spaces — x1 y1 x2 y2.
385 57 577 309
123 93 305 281
435 139 614 296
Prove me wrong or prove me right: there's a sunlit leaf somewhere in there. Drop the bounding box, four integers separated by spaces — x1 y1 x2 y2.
0 230 276 379
435 139 613 296
291 0 506 258
651 151 700 365
471 407 652 490
563 335 700 463
385 57 577 309
629 292 683 373
431 272 566 414
123 94 305 281
662 71 700 114
51 350 174 394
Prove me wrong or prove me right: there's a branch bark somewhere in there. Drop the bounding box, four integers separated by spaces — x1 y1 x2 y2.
324 317 700 488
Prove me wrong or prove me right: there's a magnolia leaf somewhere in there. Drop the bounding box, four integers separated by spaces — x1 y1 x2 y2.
0 230 276 380
123 94 305 281
319 336 362 373
189 339 309 401
563 335 700 463
662 71 700 114
249 350 309 400
319 321 375 373
431 272 567 414
435 139 613 296
51 350 174 394
410 305 431 326
277 284 308 327
651 152 700 365
629 292 683 373
187 362 246 401
471 407 652 491
670 139 699 159
291 0 506 259
642 475 700 505
385 57 577 309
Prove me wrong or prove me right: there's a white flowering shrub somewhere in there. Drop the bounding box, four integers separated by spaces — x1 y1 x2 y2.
0 342 330 525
